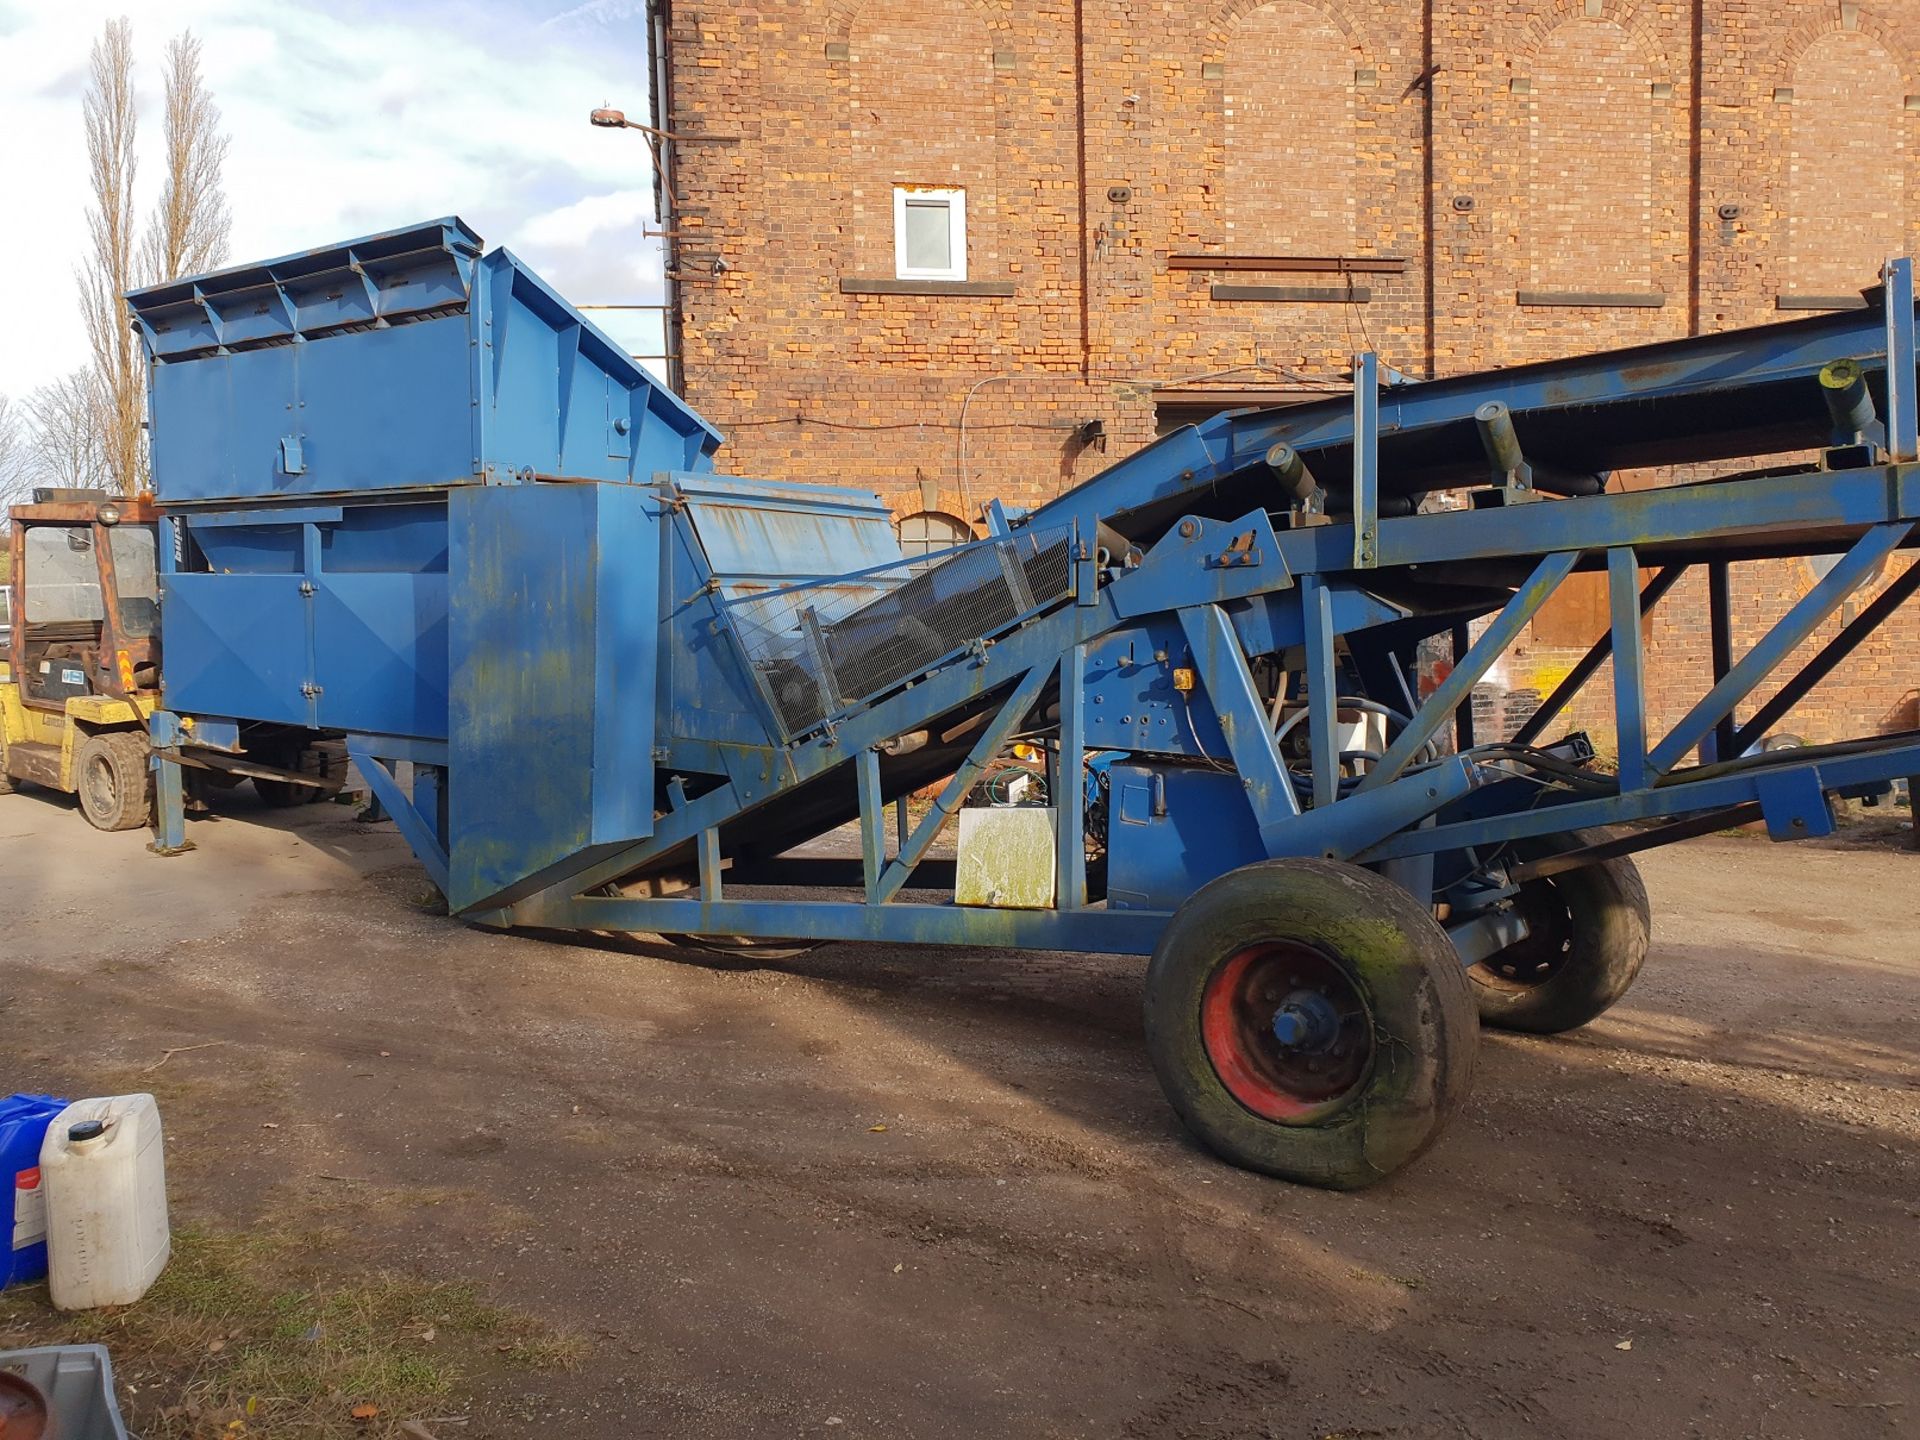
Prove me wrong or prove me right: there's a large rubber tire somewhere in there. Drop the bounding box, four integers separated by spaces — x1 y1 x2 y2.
253 777 307 808
1144 859 1479 1190
74 731 153 832
254 746 346 808
1468 830 1651 1034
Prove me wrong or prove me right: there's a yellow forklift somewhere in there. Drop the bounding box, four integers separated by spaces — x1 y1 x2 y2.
1 489 351 832
0 490 163 829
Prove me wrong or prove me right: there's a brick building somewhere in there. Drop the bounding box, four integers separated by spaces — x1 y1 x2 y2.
649 0 1920 747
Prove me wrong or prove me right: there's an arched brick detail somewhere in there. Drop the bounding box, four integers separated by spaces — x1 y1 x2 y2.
837 0 1000 278
1777 8 1915 85
1785 31 1907 297
826 0 1013 42
1204 0 1368 55
1513 0 1674 76
1522 17 1666 294
1216 0 1364 254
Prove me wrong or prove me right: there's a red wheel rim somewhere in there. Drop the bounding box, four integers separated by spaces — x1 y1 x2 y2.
1200 941 1374 1125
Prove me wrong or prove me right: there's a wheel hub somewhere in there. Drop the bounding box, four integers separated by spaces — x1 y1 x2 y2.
1269 989 1342 1050
1200 941 1374 1125
1475 878 1575 990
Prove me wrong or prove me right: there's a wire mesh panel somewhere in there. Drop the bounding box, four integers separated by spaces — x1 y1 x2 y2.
725 528 1074 738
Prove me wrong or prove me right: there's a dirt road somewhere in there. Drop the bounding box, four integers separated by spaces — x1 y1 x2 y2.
3 790 1916 1438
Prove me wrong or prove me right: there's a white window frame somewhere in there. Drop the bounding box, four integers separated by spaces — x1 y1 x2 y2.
893 187 968 282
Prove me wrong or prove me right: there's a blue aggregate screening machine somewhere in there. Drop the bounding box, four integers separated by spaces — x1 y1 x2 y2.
133 219 1920 1188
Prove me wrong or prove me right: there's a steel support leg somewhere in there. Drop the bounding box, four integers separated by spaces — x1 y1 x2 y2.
1608 547 1651 792
1352 351 1380 569
856 747 885 903
1179 603 1302 848
148 753 192 857
1300 575 1340 808
1055 644 1087 910
1885 256 1918 461
350 748 450 896
1707 560 1735 763
1450 622 1475 751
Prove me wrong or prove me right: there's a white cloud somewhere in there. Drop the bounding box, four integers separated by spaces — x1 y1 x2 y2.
0 0 669 399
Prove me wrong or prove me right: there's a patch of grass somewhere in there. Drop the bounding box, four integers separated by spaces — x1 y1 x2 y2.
493 1333 590 1371
0 1223 587 1438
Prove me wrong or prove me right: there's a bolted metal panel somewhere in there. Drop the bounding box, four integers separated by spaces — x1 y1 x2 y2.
131 217 721 505
446 482 660 915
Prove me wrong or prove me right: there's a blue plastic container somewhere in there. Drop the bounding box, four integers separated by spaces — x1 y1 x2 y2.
1 1094 68 1290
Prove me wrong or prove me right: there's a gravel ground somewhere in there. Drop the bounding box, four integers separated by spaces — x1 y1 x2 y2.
3 788 1917 1438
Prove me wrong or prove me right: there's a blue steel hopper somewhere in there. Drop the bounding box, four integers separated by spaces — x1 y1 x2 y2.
138 222 1920 1191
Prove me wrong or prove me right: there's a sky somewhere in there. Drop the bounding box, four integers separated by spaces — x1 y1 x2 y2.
0 0 669 401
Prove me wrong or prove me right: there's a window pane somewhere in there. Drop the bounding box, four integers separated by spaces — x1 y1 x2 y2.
23 526 105 624
109 525 160 638
902 199 951 272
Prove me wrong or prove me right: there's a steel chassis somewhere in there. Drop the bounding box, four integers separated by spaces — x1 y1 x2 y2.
139 269 1918 1004
145 262 1920 969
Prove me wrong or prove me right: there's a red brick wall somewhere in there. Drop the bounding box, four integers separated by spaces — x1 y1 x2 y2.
661 0 1920 747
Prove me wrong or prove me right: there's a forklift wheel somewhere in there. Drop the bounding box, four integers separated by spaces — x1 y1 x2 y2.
75 731 154 832
1467 830 1650 1034
1143 859 1478 1190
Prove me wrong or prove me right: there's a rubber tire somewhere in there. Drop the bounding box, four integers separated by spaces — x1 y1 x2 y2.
74 731 153 832
253 777 307 808
1144 859 1479 1190
1468 831 1651 1034
254 747 345 808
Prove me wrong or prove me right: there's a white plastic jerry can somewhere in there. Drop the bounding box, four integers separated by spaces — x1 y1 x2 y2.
39 1094 170 1310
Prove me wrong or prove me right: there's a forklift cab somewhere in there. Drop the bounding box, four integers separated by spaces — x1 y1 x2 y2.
7 491 162 711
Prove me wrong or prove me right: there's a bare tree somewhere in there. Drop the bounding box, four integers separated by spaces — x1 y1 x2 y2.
25 372 109 494
79 16 143 497
141 30 231 284
0 394 35 508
